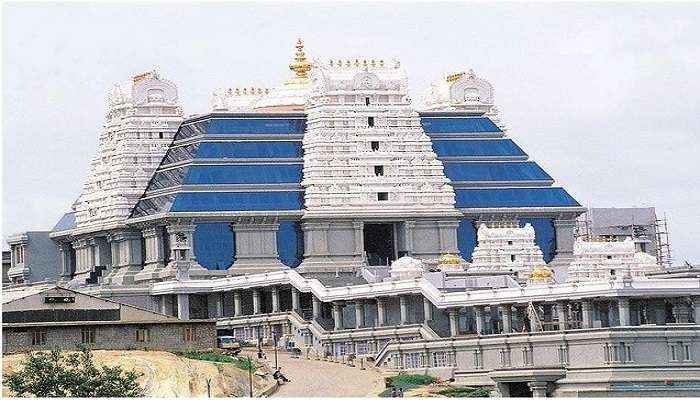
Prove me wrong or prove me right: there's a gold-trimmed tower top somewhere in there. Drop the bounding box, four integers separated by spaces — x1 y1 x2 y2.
287 38 312 84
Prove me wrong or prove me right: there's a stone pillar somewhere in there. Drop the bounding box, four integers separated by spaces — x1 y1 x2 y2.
550 219 577 268
449 308 460 337
101 230 145 285
377 298 387 326
529 303 540 332
581 301 593 329
423 296 433 324
333 303 344 331
209 293 224 318
528 381 548 398
672 300 692 323
618 298 631 326
312 296 322 320
271 286 280 313
233 291 242 316
693 297 700 324
400 296 410 325
160 295 170 316
58 243 73 281
229 217 287 274
291 287 300 312
437 220 460 255
501 304 513 334
556 301 568 331
355 300 365 328
252 289 261 315
353 221 365 258
475 306 485 335
177 294 190 320
134 226 166 281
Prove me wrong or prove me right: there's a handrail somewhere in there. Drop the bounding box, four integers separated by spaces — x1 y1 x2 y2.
151 270 700 310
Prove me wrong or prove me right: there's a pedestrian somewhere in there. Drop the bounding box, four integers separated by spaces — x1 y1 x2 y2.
398 387 404 397
391 387 397 397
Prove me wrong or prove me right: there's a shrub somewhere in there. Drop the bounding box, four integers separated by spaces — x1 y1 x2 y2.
439 386 492 397
174 350 256 372
3 347 143 397
391 374 436 386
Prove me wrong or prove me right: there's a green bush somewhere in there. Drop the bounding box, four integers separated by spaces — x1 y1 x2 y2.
174 350 256 372
438 386 492 397
391 374 436 386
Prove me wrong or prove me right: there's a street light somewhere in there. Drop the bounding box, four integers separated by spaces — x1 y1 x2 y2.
247 355 253 397
273 332 278 371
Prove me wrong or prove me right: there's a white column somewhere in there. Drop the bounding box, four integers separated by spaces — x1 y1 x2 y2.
618 298 631 326
556 301 568 331
177 294 189 320
333 303 344 331
501 304 512 334
400 296 410 325
475 306 485 335
291 287 300 312
252 289 261 315
423 296 433 324
581 301 593 329
233 291 242 316
355 300 365 328
271 286 280 313
160 295 169 316
312 296 322 320
449 308 460 337
693 297 700 324
211 293 224 318
377 298 387 326
528 382 548 398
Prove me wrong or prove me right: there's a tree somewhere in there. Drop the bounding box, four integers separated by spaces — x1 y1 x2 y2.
4 347 143 397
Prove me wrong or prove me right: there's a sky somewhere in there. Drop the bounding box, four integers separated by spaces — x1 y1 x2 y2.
3 2 700 263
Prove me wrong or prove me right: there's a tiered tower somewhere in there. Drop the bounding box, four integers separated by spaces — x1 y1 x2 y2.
73 71 183 228
567 237 662 282
301 59 456 217
468 223 546 280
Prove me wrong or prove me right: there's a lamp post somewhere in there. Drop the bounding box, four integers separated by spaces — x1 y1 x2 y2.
247 355 253 397
273 332 278 371
257 326 263 359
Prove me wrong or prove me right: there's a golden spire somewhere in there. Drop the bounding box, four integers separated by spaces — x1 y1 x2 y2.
287 38 311 84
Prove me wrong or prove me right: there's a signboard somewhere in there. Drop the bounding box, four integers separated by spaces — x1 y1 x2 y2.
44 296 75 304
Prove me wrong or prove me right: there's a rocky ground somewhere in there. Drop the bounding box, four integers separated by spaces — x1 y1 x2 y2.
2 350 275 398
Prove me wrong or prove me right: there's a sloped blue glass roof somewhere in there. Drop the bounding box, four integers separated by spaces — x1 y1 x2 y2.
421 117 501 133
52 212 76 231
171 191 303 212
432 139 526 157
454 187 580 208
183 165 302 185
443 161 552 182
196 141 302 158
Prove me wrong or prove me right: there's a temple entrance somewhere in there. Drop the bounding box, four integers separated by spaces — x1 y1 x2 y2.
363 223 396 266
507 382 532 397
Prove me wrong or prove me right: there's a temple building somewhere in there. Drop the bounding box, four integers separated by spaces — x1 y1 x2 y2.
5 40 700 397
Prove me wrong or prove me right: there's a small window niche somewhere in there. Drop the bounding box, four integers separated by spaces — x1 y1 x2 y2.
374 165 384 176
371 141 380 151
510 255 516 262
365 97 371 106
159 132 164 139
377 192 389 201
368 116 375 127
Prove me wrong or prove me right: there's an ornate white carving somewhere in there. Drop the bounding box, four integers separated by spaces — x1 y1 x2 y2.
301 61 457 217
73 71 184 228
468 223 546 279
567 238 663 282
389 256 425 281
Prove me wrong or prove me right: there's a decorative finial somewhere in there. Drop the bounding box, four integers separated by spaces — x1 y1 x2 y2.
288 38 311 83
446 72 466 83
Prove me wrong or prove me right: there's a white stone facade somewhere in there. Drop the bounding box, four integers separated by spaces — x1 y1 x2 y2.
73 71 184 228
468 223 546 279
567 237 663 282
301 59 456 217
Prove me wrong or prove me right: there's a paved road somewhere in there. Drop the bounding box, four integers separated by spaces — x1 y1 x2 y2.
255 351 384 397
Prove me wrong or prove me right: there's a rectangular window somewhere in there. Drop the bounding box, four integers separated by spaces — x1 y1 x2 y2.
31 330 47 346
374 166 384 176
368 117 375 127
356 341 368 355
159 132 164 139
81 327 96 344
182 326 195 342
365 97 370 106
371 141 380 151
684 344 692 361
472 350 482 369
522 346 533 366
136 328 150 343
377 192 389 201
404 352 422 369
432 351 447 367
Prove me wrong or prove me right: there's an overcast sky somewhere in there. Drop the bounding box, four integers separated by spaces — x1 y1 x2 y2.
3 2 699 263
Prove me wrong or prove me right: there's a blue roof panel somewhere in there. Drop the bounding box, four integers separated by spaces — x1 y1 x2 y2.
432 139 526 157
183 165 302 185
207 118 306 134
455 187 580 208
171 191 303 212
421 117 501 133
196 141 302 158
443 162 552 182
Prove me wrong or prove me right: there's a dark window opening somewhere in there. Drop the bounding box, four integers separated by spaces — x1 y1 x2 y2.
510 255 516 262
81 327 96 344
368 117 375 127
377 192 389 201
371 141 380 151
508 240 513 245
365 97 370 106
606 255 612 259
374 166 384 176
364 223 396 266
159 132 164 139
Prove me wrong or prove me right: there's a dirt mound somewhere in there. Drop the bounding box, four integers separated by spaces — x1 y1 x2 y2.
2 350 274 398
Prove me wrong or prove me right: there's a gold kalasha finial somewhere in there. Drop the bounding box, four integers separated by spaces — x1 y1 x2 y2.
446 72 466 83
288 38 311 83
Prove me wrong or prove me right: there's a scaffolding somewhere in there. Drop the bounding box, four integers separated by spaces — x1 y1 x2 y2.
655 213 673 269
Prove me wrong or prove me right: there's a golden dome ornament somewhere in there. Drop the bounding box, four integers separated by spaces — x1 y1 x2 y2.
527 265 555 284
287 38 312 84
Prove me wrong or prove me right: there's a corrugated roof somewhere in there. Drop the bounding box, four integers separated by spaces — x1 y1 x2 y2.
1 283 56 304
